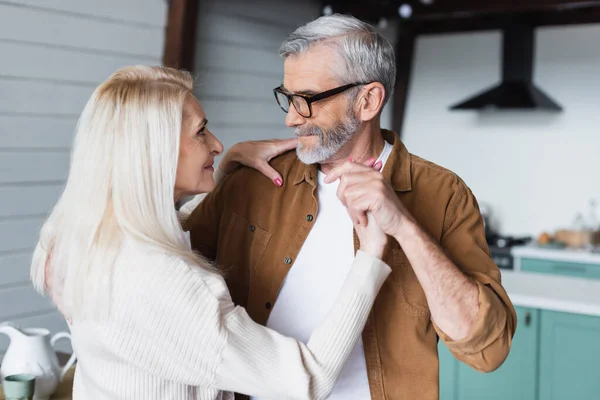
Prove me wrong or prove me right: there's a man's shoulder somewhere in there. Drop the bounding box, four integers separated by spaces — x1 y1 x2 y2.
402 152 479 239
271 148 300 169
408 153 468 196
410 153 457 179
269 148 301 179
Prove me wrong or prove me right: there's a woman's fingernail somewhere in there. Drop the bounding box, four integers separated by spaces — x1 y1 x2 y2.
374 161 383 170
348 156 353 162
274 178 283 187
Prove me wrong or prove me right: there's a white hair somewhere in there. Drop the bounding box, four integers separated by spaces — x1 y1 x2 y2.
30 66 211 319
279 13 396 106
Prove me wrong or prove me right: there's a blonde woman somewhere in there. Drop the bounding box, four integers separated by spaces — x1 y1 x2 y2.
30 66 391 400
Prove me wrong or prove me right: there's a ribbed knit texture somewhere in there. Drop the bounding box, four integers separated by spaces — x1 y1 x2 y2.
69 238 390 400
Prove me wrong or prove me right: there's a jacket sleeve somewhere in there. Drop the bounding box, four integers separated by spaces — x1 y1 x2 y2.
436 178 517 373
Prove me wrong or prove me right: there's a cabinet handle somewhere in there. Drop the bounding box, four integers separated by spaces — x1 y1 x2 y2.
524 312 531 327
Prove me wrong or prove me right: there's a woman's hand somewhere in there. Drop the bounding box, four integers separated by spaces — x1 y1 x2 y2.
220 138 298 186
354 211 387 259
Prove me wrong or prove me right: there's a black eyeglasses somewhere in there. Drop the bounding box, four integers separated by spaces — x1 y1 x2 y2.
273 82 370 118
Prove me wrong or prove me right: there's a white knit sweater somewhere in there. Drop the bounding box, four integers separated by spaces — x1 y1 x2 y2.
69 235 391 399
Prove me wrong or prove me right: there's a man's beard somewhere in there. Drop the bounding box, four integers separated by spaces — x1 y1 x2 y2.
294 106 360 165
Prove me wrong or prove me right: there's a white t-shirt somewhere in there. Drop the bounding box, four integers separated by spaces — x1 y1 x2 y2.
253 140 393 400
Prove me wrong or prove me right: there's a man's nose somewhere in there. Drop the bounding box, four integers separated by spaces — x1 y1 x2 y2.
285 104 305 128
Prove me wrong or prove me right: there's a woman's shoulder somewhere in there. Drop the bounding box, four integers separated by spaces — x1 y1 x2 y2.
119 238 183 269
119 239 205 276
116 239 231 302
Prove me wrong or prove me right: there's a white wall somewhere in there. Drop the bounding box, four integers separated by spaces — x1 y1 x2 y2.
402 24 600 237
193 0 396 156
0 0 167 354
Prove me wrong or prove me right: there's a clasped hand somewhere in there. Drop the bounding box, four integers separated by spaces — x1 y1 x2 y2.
325 158 410 258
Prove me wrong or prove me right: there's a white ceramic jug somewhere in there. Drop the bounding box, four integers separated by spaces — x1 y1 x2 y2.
0 322 76 400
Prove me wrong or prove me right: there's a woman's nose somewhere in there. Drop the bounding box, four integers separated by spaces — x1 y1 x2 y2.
209 131 224 156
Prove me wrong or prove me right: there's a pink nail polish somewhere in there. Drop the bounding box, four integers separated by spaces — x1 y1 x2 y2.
274 178 283 187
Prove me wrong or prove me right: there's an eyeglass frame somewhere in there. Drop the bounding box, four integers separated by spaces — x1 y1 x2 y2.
273 82 372 118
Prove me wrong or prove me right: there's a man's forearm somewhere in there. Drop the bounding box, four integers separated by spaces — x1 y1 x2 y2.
393 220 479 341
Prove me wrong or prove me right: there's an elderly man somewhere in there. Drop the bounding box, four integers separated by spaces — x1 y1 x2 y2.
184 13 516 400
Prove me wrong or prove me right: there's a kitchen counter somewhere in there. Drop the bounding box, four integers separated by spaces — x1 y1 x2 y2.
512 245 600 264
501 269 600 317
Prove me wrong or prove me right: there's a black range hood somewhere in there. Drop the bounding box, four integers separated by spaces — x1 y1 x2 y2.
450 22 562 111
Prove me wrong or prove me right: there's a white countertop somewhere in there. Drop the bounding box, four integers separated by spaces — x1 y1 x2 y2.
511 245 600 264
500 270 600 317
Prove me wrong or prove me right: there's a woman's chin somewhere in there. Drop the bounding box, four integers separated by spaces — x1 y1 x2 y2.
196 178 216 193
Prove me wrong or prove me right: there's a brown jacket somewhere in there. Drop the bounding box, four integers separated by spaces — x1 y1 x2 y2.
184 129 517 400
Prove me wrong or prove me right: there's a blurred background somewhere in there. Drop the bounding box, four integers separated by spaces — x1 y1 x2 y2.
1 0 599 399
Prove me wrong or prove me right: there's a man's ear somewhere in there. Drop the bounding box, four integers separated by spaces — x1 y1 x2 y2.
357 82 386 122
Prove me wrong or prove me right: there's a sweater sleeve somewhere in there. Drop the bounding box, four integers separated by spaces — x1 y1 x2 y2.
213 250 390 399
108 250 390 400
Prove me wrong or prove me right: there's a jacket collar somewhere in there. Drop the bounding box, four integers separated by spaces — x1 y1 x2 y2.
381 129 412 192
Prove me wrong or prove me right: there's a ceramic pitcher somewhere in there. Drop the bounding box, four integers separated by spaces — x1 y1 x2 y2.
0 322 76 400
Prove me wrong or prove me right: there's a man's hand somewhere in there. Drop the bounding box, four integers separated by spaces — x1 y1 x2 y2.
327 160 484 343
324 160 413 238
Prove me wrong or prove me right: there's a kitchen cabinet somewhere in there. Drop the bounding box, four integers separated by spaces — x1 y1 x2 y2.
439 306 538 400
438 341 457 400
520 257 600 280
513 246 600 281
439 306 600 400
539 310 600 399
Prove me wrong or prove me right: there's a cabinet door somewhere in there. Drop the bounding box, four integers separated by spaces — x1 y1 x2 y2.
539 310 600 400
439 341 457 400
456 306 539 400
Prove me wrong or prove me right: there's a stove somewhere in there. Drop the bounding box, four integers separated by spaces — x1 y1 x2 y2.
487 235 532 270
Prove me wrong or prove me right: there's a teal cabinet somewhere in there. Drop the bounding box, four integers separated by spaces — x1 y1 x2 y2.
439 306 539 400
440 306 600 400
439 341 457 400
539 310 600 400
520 257 600 280
457 306 539 400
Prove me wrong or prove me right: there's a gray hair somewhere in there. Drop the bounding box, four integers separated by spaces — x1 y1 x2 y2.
279 14 396 107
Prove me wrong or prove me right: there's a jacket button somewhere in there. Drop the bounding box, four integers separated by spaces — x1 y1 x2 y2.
248 224 255 232
265 302 272 310
306 214 314 222
284 257 292 264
